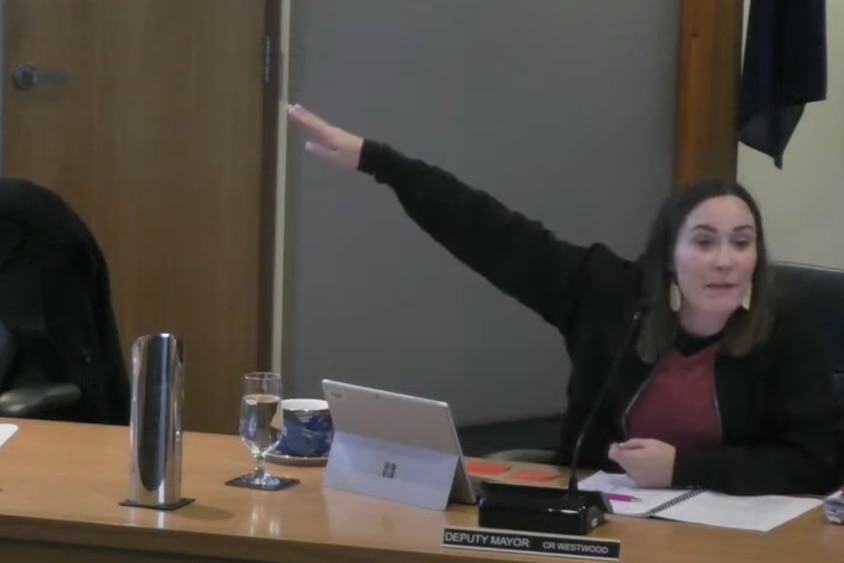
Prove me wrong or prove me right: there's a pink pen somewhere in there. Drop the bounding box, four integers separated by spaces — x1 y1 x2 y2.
605 493 641 502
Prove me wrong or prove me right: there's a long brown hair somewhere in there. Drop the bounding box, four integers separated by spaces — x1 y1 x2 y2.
636 179 776 363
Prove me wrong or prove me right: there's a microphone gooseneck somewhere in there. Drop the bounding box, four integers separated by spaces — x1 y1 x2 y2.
567 306 644 498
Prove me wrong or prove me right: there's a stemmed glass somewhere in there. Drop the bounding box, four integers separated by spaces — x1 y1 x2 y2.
237 372 284 489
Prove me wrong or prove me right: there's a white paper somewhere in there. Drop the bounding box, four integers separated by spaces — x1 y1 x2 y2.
579 470 822 531
579 471 694 517
658 491 822 532
0 423 18 449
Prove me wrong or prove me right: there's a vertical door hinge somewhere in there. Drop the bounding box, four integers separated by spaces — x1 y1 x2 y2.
262 35 272 84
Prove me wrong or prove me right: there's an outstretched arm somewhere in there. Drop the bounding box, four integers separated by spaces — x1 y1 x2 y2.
287 104 632 332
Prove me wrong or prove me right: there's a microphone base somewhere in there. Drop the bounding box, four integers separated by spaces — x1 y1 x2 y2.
477 482 612 536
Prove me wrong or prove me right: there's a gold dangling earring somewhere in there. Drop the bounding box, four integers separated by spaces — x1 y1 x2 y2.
669 282 682 312
741 284 752 310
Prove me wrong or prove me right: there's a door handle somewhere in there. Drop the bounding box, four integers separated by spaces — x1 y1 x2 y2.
11 63 72 91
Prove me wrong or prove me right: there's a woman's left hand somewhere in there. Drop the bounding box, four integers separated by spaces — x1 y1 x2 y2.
608 438 676 488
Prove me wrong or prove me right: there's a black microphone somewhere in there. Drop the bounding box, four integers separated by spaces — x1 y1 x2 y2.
476 303 645 537
567 305 645 498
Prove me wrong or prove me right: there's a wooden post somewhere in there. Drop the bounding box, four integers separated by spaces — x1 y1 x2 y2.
674 0 745 189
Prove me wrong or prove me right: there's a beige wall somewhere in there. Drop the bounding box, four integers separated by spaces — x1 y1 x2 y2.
737 2 844 270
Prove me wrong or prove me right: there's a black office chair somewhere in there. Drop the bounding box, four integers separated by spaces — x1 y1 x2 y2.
773 262 844 473
772 262 844 396
0 177 129 424
0 319 82 419
479 261 844 464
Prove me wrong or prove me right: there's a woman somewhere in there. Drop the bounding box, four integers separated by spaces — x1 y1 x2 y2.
287 104 841 496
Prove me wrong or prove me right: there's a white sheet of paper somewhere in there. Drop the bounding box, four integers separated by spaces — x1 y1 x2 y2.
0 423 18 449
658 491 822 532
579 470 823 531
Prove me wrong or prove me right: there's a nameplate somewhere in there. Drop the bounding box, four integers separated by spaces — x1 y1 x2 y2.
442 526 621 561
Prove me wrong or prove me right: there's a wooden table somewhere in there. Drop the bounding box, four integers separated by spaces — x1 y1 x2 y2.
0 418 841 562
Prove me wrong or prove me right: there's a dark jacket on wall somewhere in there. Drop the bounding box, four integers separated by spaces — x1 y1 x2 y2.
0 177 129 425
357 140 841 496
738 0 827 168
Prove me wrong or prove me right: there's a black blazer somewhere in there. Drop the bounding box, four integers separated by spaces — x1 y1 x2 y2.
357 140 841 495
0 177 129 424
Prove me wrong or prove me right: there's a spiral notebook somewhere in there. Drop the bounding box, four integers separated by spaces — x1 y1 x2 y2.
579 471 821 532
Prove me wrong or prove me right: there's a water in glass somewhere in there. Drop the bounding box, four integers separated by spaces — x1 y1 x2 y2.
238 372 283 489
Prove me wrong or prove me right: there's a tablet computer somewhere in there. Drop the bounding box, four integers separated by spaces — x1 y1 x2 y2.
321 378 477 509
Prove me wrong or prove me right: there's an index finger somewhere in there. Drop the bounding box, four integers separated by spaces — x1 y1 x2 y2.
615 439 648 450
287 104 333 137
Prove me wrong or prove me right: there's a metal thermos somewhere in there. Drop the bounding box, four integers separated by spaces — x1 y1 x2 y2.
124 333 191 509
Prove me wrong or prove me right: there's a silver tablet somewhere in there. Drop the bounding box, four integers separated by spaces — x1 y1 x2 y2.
321 379 477 506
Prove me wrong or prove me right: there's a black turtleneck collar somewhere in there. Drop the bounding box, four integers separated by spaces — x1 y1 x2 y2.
675 327 724 356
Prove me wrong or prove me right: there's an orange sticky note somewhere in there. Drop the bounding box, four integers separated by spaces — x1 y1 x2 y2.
507 468 559 482
465 460 511 476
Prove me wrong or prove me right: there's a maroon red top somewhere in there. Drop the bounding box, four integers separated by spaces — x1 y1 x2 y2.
625 342 722 450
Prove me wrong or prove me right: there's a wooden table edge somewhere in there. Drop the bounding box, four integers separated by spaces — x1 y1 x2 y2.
0 512 484 563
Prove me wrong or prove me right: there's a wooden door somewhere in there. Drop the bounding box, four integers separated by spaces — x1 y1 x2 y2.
2 0 277 434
